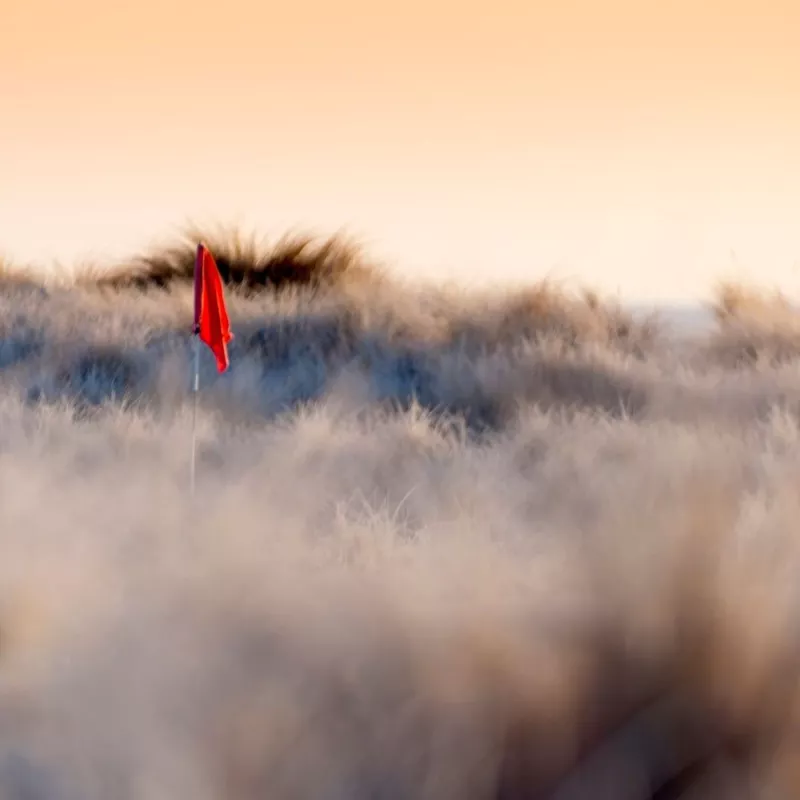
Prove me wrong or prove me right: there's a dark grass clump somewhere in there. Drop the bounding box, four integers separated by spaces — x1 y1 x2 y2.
26 345 151 412
93 226 379 295
0 321 44 370
238 310 360 369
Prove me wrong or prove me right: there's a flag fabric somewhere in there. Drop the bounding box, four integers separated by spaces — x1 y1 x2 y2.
193 243 233 372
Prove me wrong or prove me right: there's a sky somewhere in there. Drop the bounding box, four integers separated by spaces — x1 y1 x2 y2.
3 0 800 302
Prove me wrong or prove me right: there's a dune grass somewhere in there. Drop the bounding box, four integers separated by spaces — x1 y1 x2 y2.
704 281 800 368
2 231 800 798
85 225 380 296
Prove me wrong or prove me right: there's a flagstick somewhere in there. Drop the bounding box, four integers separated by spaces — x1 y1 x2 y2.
189 241 231 497
190 330 200 496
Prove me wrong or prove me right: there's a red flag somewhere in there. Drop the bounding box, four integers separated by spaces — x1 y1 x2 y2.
193 243 233 372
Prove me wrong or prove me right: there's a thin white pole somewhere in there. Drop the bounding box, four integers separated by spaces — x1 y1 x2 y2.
190 333 200 496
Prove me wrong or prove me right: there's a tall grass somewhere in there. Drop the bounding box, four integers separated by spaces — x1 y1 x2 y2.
703 281 800 368
89 225 380 294
1 230 800 798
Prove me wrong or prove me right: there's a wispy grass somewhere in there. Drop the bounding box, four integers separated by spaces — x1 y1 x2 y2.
705 281 800 368
0 253 44 287
2 233 800 798
89 225 381 295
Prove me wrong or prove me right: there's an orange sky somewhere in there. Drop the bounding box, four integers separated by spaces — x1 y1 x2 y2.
3 0 800 301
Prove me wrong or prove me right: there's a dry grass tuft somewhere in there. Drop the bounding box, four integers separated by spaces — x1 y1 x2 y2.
91 225 380 295
450 281 662 358
706 281 800 368
711 281 799 330
0 254 44 288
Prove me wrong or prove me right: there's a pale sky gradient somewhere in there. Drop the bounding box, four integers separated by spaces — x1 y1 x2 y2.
3 0 800 302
